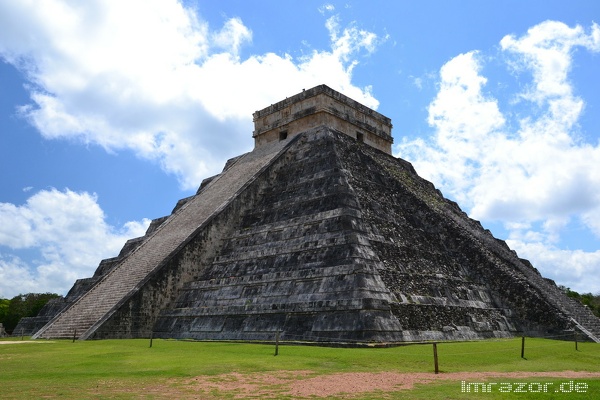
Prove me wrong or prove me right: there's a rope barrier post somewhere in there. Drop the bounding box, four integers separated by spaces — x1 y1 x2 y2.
274 330 280 356
72 329 77 343
521 336 525 359
149 331 153 348
574 331 578 351
21 328 24 341
432 342 439 374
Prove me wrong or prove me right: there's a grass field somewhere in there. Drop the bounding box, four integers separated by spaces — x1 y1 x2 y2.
1 337 599 399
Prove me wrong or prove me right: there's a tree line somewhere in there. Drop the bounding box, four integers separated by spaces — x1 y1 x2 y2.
0 293 61 334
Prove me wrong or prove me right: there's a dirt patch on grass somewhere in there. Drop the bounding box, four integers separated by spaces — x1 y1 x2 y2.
0 340 54 344
182 370 313 399
176 370 600 399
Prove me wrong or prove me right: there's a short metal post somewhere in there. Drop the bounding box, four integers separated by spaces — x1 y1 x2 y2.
574 331 578 351
72 329 77 343
274 331 280 356
149 331 153 348
433 342 439 374
521 336 525 359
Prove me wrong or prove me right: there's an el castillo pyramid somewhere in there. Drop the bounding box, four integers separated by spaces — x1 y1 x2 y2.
22 85 600 343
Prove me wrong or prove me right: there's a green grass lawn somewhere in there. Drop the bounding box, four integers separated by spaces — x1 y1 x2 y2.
1 337 599 399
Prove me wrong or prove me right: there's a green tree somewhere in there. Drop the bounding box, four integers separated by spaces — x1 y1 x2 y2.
1 293 61 334
0 298 10 326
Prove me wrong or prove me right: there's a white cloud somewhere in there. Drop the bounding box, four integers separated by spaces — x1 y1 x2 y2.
0 189 149 298
398 51 506 202
410 71 437 91
211 17 252 57
507 241 600 294
395 21 600 293
0 0 382 190
0 256 38 296
326 15 379 60
319 3 335 15
501 21 600 104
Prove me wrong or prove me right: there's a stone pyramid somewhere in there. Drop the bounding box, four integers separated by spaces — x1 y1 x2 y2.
32 85 600 343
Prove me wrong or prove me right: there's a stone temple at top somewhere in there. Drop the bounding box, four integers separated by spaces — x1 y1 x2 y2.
18 85 600 344
253 85 393 154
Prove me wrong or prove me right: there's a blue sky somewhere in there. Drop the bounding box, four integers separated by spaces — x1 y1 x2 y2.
1 0 599 298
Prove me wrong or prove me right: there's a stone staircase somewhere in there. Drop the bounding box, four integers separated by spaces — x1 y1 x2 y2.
153 132 400 341
497 255 600 342
33 138 293 340
449 204 600 342
449 206 600 342
565 295 600 342
571 318 600 343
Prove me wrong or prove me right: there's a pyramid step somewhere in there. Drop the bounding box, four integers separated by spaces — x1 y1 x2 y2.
571 318 600 343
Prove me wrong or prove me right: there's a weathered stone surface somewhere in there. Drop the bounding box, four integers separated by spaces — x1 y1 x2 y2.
28 85 600 343
253 85 393 154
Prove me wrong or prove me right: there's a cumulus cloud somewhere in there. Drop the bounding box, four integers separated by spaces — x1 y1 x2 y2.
0 0 382 190
501 21 600 104
507 241 600 294
396 21 600 293
408 51 506 200
0 189 149 298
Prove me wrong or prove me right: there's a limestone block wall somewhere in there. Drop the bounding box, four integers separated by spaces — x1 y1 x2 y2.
335 133 596 340
87 187 248 338
153 127 403 342
253 85 393 154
